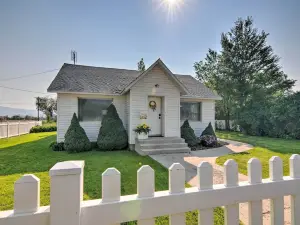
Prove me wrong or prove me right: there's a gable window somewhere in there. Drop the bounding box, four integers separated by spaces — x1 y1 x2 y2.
78 99 112 121
180 102 201 121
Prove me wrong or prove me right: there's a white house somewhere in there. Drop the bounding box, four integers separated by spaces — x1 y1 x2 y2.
48 59 221 153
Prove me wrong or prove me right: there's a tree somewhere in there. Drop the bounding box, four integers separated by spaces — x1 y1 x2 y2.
195 17 295 134
64 113 91 153
97 104 128 150
194 50 233 130
36 97 57 121
137 58 146 72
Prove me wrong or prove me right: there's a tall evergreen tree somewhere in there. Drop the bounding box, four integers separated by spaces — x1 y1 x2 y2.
195 17 295 134
137 58 146 72
97 104 128 150
64 113 91 153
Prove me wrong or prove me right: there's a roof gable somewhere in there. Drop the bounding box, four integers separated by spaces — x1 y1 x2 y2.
121 59 189 95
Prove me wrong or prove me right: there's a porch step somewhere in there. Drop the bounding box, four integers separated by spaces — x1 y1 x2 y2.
138 137 186 144
142 147 191 155
135 137 190 155
140 142 188 150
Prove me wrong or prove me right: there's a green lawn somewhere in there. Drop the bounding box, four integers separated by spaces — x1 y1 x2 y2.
216 131 300 178
0 132 225 224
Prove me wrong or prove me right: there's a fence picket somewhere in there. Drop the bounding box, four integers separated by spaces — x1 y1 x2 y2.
14 174 40 214
102 168 121 225
169 163 185 225
290 154 300 225
224 159 239 225
197 162 213 225
269 156 284 225
247 158 263 225
137 165 155 225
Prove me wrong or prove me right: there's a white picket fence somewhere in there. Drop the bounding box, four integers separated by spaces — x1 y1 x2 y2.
0 121 42 139
1 155 300 225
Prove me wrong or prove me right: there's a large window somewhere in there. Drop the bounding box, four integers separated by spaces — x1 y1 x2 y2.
180 102 201 121
78 99 112 121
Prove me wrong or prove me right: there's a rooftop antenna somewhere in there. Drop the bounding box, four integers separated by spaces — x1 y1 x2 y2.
71 50 77 65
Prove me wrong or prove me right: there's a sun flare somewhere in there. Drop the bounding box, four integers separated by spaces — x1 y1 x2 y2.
165 0 177 5
157 0 185 22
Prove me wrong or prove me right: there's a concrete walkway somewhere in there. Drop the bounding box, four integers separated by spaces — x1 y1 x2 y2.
150 139 291 225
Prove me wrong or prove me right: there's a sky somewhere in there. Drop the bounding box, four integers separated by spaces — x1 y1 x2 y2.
0 0 299 110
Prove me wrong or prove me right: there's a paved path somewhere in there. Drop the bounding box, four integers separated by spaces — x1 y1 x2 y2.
150 139 291 225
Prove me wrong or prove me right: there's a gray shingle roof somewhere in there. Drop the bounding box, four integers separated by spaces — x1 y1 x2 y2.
48 63 221 99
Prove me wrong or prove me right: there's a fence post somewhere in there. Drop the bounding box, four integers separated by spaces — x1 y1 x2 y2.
290 154 300 225
18 121 20 136
224 159 239 225
14 174 40 214
49 161 84 225
169 163 185 225
269 156 284 225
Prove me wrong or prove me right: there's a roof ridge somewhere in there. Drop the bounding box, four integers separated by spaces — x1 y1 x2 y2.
63 63 140 72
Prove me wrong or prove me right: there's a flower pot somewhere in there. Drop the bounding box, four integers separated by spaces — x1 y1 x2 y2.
137 132 148 140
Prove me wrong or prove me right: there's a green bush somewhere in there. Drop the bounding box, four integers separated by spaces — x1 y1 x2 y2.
50 142 65 151
97 104 128 151
30 125 57 133
181 120 198 147
201 122 216 137
64 113 91 153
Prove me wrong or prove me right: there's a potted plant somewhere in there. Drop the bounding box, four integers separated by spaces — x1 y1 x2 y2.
134 123 151 139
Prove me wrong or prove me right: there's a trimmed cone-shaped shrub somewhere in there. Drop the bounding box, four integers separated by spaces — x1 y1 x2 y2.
97 104 128 151
64 113 91 153
181 120 198 147
201 122 216 137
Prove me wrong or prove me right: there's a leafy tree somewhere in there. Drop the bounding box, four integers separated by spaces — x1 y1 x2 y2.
180 120 198 147
137 58 146 72
64 113 91 153
36 97 57 121
195 17 295 135
97 104 128 150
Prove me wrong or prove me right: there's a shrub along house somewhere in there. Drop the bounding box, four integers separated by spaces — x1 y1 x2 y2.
48 59 221 154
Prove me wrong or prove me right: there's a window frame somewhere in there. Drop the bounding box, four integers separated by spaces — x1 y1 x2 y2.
78 98 113 122
180 101 202 121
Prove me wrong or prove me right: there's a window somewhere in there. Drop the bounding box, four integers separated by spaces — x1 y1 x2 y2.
78 99 112 121
180 102 201 121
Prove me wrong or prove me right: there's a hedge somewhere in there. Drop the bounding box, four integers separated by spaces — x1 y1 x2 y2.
30 125 57 133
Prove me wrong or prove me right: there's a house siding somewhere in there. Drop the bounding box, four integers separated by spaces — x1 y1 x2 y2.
129 65 181 144
57 93 126 142
180 98 215 136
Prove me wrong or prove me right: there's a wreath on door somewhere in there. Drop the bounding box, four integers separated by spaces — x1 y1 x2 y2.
149 101 157 111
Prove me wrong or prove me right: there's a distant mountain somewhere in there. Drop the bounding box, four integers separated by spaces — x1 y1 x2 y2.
0 106 39 117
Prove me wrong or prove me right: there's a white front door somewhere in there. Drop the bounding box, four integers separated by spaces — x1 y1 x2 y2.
148 96 162 136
